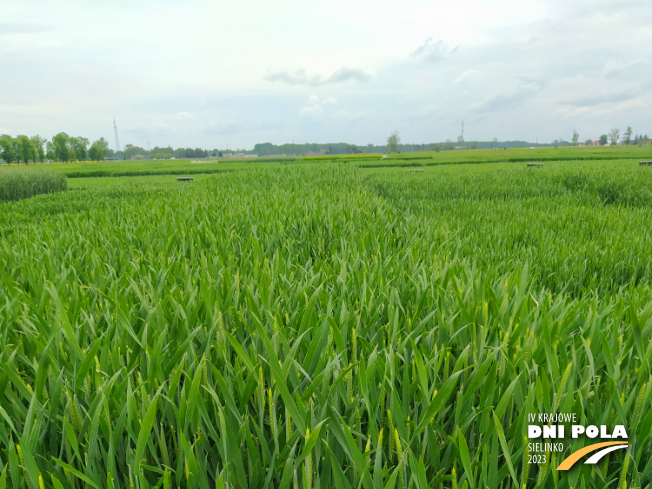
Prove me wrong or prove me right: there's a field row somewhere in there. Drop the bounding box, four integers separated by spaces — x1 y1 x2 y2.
1 146 651 180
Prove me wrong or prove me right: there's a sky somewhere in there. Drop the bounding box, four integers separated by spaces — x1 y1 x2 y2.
1 0 651 149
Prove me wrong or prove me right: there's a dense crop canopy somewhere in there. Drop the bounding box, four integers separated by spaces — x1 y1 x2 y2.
0 171 66 202
0 163 651 488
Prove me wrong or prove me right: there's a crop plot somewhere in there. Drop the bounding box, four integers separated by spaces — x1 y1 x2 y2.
0 161 651 488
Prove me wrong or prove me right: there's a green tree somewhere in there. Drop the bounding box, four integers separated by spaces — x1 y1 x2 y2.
122 144 146 159
599 134 608 146
88 140 105 162
98 137 110 152
17 135 36 164
386 130 400 154
70 137 89 161
88 144 99 162
571 130 579 146
52 132 70 162
45 141 56 161
623 126 633 145
0 135 18 163
30 135 46 162
92 137 114 157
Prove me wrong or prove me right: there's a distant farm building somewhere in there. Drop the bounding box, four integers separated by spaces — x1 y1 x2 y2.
220 153 258 159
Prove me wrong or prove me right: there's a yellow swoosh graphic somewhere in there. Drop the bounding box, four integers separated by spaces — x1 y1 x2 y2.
557 442 629 470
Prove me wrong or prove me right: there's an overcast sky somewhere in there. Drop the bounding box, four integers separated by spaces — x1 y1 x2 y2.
2 0 651 149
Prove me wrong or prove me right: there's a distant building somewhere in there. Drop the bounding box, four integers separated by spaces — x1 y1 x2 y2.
221 153 258 159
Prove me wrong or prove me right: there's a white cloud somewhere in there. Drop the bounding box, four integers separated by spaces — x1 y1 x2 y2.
300 96 323 119
454 69 481 84
300 105 323 119
299 96 338 120
265 68 371 86
411 38 457 62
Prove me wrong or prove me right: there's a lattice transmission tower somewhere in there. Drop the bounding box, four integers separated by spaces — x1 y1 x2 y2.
113 118 121 152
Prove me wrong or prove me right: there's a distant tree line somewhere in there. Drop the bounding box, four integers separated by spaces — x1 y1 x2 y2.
0 133 110 163
4 129 651 166
252 142 390 156
576 126 650 147
0 134 222 163
150 146 214 159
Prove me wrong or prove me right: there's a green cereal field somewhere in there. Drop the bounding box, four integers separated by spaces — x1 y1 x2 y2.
2 152 652 488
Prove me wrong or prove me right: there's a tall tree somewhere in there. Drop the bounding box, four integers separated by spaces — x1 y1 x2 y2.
98 137 110 151
599 134 608 146
30 135 46 162
608 128 620 146
386 130 400 154
0 135 17 163
571 130 579 146
45 141 56 161
70 137 89 161
623 126 633 145
17 135 36 164
52 132 70 162
89 140 106 162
